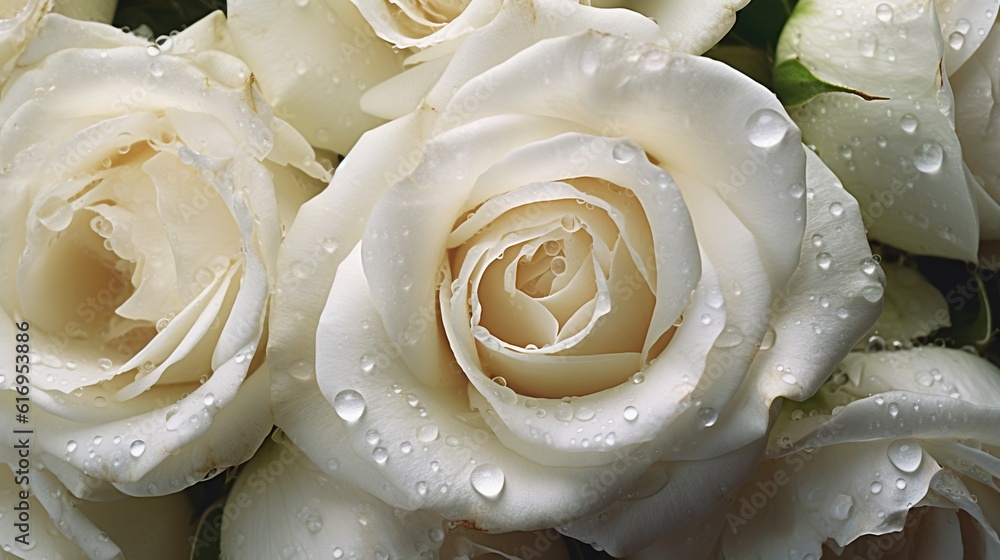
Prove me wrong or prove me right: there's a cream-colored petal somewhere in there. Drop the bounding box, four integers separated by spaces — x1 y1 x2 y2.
227 0 406 154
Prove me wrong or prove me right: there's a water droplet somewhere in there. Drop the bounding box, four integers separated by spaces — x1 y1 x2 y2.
372 447 388 464
624 406 639 421
37 197 74 231
575 405 596 421
887 439 922 472
551 256 567 275
915 370 934 386
130 440 146 458
829 202 844 217
366 429 380 445
895 478 907 489
631 372 646 384
949 31 965 50
203 393 216 406
428 528 445 542
829 494 854 520
900 114 918 133
746 108 789 148
612 142 638 164
67 440 78 453
760 326 777 350
858 34 878 57
888 402 899 417
555 402 574 422
333 548 344 559
333 390 366 422
417 424 439 442
359 355 375 373
321 238 338 254
815 252 833 271
913 142 944 173
714 326 744 348
698 407 718 427
876 3 894 22
781 373 797 384
97 358 113 370
561 214 581 232
870 481 883 494
470 464 504 498
862 284 884 303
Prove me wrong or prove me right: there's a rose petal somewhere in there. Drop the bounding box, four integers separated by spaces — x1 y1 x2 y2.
227 0 406 154
590 0 752 54
220 434 447 560
778 0 981 259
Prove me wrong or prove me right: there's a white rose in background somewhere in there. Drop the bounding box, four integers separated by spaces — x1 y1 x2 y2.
226 0 756 150
775 0 1000 261
633 347 1000 559
589 0 751 54
265 8 884 554
1 450 193 559
0 0 117 86
0 13 327 499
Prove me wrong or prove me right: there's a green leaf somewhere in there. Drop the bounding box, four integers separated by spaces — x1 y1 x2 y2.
705 44 774 89
773 58 888 107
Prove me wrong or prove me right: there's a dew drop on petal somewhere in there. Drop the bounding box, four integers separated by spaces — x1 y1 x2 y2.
887 440 922 473
816 252 833 270
876 3 893 22
623 406 639 422
900 114 918 134
862 284 884 303
37 197 74 231
913 142 944 173
130 440 146 458
555 402 574 422
417 424 439 442
470 464 505 498
372 447 388 464
698 407 719 427
870 481 883 494
746 108 789 148
612 142 638 164
359 355 375 374
829 494 854 520
949 31 965 50
67 440 78 453
333 390 366 422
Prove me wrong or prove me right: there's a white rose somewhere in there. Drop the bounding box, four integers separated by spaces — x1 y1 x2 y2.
0 0 117 86
633 347 1000 558
775 0 1000 261
225 0 755 153
0 13 327 499
1 451 194 559
265 10 884 555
